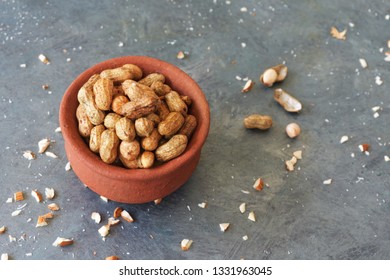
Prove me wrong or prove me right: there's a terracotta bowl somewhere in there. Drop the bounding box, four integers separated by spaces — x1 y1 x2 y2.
59 56 210 204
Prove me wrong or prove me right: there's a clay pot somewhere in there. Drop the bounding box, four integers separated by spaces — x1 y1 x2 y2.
59 56 210 204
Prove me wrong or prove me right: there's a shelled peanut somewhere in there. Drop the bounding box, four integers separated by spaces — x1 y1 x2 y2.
76 64 197 168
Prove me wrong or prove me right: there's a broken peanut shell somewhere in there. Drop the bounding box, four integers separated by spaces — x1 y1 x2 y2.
274 88 302 113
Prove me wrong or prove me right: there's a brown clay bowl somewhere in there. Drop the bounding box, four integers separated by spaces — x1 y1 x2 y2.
59 56 210 204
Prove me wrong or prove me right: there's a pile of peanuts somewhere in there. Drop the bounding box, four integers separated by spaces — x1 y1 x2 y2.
76 64 197 169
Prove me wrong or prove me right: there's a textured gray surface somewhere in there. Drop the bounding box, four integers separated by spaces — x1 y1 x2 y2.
0 0 389 260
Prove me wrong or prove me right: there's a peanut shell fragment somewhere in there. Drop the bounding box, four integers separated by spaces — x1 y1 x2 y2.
274 88 302 113
52 237 73 247
181 239 193 251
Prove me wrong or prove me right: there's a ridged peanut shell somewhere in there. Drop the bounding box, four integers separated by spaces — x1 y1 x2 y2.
122 64 143 81
165 91 188 116
76 104 94 137
115 117 136 141
138 73 165 87
93 78 114 111
99 129 119 164
77 87 105 125
158 111 185 137
178 115 197 138
243 114 273 130
89 124 106 153
100 67 133 84
111 95 129 115
155 134 188 162
135 117 154 137
141 128 162 151
119 140 140 161
104 113 121 129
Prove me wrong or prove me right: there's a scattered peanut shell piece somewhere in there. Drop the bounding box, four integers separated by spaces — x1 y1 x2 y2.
340 135 349 144
1 253 9 260
45 188 55 200
219 223 230 232
154 198 162 205
198 202 207 208
14 191 24 201
253 178 264 191
384 155 390 162
38 138 51 153
0 226 6 234
9 235 16 242
330 26 347 40
241 79 255 93
23 150 36 160
293 150 302 160
375 76 383 86
91 212 102 224
120 210 134 223
38 54 50 64
239 203 246 214
65 162 71 171
181 239 193 251
177 51 185 59
359 58 368 68
47 203 60 211
108 217 121 226
358 143 370 152
43 212 54 219
31 190 43 203
98 225 110 237
285 156 298 171
36 216 48 228
113 207 123 218
11 209 22 217
274 89 302 113
45 151 58 158
323 179 332 185
248 211 256 222
105 255 120 260
242 235 249 241
52 237 73 247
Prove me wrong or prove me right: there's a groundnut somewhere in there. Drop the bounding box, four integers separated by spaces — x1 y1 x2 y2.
115 117 136 141
89 124 105 153
243 114 273 130
99 129 120 164
119 140 140 161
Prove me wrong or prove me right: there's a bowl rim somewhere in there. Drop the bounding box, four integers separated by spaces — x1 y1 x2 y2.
59 55 210 182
